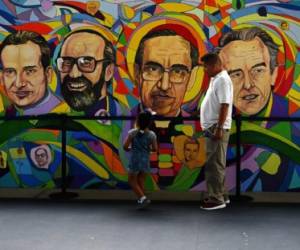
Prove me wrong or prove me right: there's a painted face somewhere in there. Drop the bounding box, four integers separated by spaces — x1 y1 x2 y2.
219 37 278 115
137 36 192 117
184 143 199 161
59 32 111 111
35 148 48 167
1 41 49 107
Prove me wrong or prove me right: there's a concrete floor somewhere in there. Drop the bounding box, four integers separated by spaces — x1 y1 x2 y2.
0 198 299 250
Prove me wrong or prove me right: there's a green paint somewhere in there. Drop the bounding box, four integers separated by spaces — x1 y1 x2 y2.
158 154 172 162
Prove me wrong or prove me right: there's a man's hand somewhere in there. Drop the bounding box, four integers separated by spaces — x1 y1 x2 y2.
213 127 223 140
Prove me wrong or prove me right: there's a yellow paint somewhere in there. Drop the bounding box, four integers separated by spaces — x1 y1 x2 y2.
184 66 204 103
101 13 115 28
127 22 137 29
154 120 170 128
86 1 100 16
51 102 70 113
0 150 8 169
141 12 152 22
158 162 173 168
9 148 26 158
261 153 281 175
236 13 299 28
65 14 72 24
121 4 135 19
205 6 219 13
0 95 4 113
181 125 194 137
159 3 195 12
287 90 300 107
49 71 57 92
218 0 232 7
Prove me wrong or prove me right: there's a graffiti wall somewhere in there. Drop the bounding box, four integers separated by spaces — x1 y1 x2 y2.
0 0 299 192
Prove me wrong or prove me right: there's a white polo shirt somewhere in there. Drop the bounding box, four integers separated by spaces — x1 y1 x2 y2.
200 70 233 130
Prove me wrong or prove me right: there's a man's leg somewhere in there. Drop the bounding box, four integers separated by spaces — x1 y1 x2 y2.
204 129 230 204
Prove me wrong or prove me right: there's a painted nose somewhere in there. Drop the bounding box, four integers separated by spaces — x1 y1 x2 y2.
69 64 82 78
157 72 171 91
243 72 255 90
14 73 27 88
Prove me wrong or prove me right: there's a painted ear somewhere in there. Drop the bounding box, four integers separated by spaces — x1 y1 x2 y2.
134 64 141 84
271 66 278 86
186 66 198 91
104 63 114 82
45 66 53 85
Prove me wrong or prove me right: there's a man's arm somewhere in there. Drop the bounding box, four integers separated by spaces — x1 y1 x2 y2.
214 103 229 140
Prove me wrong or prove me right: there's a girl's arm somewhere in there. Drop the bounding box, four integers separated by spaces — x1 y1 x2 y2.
123 135 132 152
151 138 158 152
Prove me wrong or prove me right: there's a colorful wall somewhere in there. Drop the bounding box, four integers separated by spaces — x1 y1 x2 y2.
0 0 300 193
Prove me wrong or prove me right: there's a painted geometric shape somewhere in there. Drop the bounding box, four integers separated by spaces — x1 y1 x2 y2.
159 168 174 176
289 168 300 189
158 155 172 163
253 178 262 192
257 152 281 175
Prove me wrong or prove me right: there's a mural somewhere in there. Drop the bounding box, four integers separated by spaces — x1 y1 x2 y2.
0 0 300 193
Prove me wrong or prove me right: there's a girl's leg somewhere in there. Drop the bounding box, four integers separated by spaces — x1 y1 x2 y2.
137 172 147 194
128 173 144 198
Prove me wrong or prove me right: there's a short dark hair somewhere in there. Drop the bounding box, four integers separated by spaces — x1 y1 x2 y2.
217 27 279 73
137 111 152 130
200 53 221 65
35 147 48 156
0 30 50 69
61 29 115 65
135 29 199 69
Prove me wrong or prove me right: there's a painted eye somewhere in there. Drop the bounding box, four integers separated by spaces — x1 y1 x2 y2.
4 68 16 77
230 71 243 79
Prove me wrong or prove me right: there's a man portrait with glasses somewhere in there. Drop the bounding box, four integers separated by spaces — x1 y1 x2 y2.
0 31 65 116
135 29 199 117
57 28 120 116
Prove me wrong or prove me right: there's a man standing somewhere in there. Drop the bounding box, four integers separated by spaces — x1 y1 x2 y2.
0 31 65 115
57 29 120 116
200 53 233 210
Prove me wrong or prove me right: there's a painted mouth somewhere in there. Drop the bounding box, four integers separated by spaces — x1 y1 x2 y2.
151 94 174 107
67 82 87 92
15 91 32 99
242 94 259 101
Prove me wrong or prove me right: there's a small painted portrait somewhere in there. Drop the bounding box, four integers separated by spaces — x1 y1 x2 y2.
173 135 205 169
30 145 51 169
